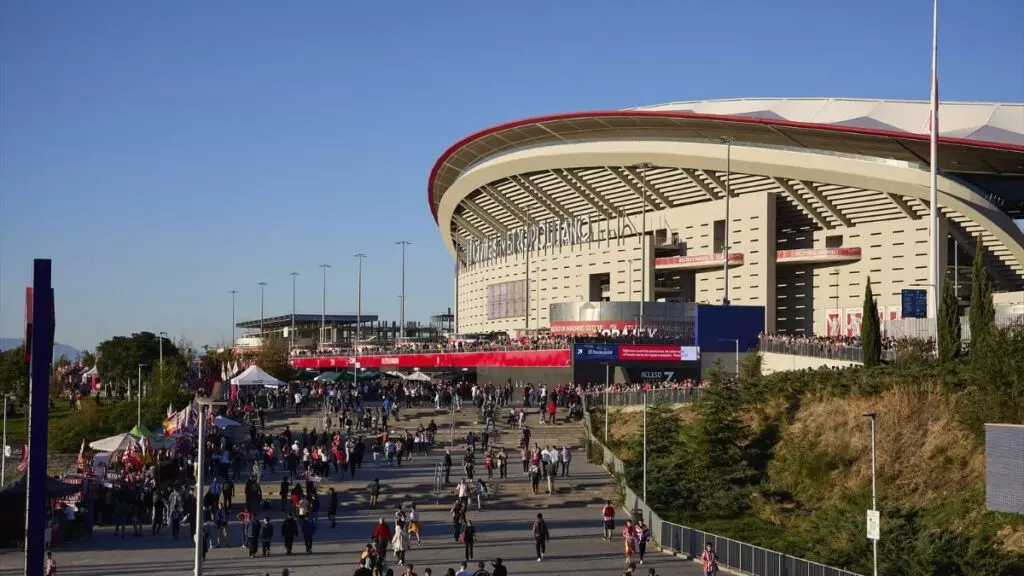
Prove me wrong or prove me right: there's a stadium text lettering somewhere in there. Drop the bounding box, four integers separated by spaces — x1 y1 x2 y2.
464 215 596 265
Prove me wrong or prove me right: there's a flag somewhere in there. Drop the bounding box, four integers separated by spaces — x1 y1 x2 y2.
76 439 86 470
16 443 28 472
167 402 174 418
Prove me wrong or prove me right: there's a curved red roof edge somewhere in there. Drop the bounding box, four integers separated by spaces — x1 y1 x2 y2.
427 109 1024 223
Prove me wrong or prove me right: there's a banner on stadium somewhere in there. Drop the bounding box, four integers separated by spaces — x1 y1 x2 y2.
551 321 656 338
619 345 700 362
573 344 618 361
291 349 573 370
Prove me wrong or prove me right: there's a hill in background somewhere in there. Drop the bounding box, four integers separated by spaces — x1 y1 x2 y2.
0 338 81 360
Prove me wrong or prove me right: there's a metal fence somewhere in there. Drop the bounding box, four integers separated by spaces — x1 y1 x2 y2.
584 388 705 407
582 404 861 576
758 340 864 363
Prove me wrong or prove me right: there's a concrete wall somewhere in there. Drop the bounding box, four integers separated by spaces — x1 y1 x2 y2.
760 351 860 374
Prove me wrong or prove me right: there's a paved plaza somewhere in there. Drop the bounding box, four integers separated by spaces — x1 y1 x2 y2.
1 404 702 576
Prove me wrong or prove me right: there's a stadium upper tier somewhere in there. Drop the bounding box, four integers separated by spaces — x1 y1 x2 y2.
430 98 1024 294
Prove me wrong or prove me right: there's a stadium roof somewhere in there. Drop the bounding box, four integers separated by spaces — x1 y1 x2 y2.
428 98 1024 222
236 313 379 330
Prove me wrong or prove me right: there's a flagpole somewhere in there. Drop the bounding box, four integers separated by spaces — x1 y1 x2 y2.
928 0 939 320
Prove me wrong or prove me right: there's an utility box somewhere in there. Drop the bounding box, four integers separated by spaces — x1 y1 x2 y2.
986 423 1024 514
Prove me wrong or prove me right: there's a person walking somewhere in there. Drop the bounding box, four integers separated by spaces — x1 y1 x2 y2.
281 513 298 555
391 524 410 566
300 514 315 554
45 551 57 576
368 478 383 510
372 517 392 559
260 517 274 556
490 558 507 576
443 450 453 485
327 488 338 528
635 520 650 565
408 503 422 545
560 445 571 477
532 512 550 562
279 477 290 512
701 543 719 575
621 520 635 563
245 513 261 558
461 519 477 561
601 500 616 541
451 500 465 542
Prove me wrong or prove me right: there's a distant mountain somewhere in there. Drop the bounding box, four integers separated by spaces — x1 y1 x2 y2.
0 338 81 360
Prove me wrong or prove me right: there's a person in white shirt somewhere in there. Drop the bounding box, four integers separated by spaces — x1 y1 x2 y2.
454 561 472 576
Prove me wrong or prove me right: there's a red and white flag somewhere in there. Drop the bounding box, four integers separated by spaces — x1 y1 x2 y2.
16 443 28 472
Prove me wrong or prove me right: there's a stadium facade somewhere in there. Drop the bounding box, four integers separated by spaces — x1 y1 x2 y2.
431 98 1024 337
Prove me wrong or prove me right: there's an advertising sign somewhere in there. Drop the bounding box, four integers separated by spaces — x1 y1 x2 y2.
292 349 572 369
640 371 675 383
619 345 700 362
551 321 652 337
573 344 618 361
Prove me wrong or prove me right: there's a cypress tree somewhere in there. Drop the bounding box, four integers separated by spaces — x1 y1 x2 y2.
937 274 961 363
969 240 995 345
860 277 882 366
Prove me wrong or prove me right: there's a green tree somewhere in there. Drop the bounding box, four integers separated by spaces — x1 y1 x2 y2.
79 350 96 368
685 358 756 517
860 278 882 366
257 336 295 382
0 346 29 401
96 332 180 384
968 241 995 346
937 275 961 363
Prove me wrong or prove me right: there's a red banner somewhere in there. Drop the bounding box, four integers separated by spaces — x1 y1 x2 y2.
618 345 685 362
291 349 572 370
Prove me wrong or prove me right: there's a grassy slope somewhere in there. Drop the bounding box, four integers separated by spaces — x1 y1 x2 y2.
602 384 1024 571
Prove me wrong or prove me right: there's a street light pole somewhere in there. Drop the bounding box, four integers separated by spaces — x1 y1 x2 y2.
604 362 610 443
397 241 410 340
643 389 648 502
137 364 145 428
863 411 879 576
2 395 9 485
230 290 238 347
719 338 740 376
720 137 734 305
354 254 366 344
258 282 268 336
194 397 226 576
319 264 330 345
632 163 653 332
289 272 299 351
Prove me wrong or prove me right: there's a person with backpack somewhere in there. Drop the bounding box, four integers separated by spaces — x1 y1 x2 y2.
531 512 550 562
470 560 490 576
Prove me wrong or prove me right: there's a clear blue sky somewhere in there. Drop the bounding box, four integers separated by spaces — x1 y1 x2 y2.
1 0 1022 352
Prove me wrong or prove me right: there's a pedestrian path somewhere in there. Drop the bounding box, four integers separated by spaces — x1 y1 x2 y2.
0 403 703 576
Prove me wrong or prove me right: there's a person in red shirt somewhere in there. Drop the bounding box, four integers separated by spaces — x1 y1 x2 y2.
601 500 616 541
371 517 392 561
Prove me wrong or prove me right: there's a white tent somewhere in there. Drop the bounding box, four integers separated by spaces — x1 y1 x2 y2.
384 371 405 378
89 433 138 453
231 365 285 388
80 366 99 384
404 371 432 382
214 416 242 429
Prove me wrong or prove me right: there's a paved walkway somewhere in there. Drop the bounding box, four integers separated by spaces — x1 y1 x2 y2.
0 403 702 576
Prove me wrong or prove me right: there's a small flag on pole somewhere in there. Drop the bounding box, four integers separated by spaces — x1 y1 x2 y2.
16 443 28 472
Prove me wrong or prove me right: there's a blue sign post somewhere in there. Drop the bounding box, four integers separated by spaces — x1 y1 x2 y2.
901 289 928 318
573 344 618 361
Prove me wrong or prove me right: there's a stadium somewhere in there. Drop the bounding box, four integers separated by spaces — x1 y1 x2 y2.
432 98 1024 339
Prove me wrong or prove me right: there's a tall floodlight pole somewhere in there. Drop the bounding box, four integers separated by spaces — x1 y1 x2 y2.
720 137 734 305
289 272 299 351
258 282 268 336
319 264 330 344
396 241 411 340
230 290 238 347
643 389 648 501
632 163 653 332
863 411 879 576
354 254 366 344
927 0 940 320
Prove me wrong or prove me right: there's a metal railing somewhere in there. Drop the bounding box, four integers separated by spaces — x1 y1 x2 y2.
584 388 705 407
581 400 861 576
758 339 864 363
